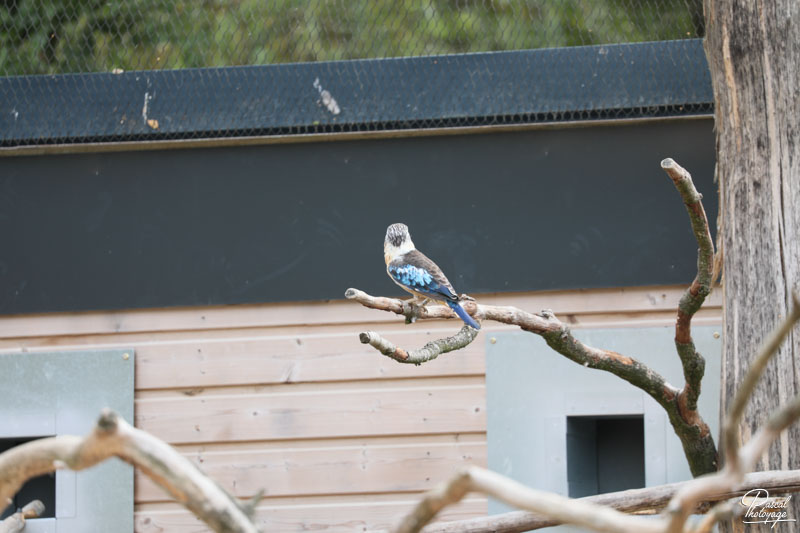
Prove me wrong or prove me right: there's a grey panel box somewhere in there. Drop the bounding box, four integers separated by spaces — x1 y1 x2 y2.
487 326 721 531
0 349 135 533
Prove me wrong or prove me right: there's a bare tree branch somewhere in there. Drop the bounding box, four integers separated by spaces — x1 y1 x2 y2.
346 289 674 396
661 158 714 417
359 325 479 364
724 291 800 467
346 286 717 475
392 466 663 533
0 500 45 533
0 409 260 533
392 401 800 533
691 499 741 533
345 289 480 324
374 469 800 533
393 466 666 533
656 157 720 476
348 159 753 479
403 469 800 533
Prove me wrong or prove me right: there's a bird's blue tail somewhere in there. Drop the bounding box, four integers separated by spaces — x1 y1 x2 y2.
447 300 480 330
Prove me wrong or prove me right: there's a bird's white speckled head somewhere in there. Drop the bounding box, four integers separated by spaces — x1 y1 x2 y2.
384 223 416 263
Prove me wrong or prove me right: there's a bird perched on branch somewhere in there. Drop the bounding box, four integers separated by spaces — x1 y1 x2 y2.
384 223 480 330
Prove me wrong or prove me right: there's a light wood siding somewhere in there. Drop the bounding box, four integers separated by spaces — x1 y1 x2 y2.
0 285 721 532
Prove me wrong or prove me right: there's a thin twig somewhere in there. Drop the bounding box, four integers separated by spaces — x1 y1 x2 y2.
691 499 741 533
739 388 800 473
665 293 800 532
359 325 479 364
724 291 800 467
0 409 260 533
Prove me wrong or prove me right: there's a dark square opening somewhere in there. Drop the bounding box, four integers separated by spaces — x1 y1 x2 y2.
567 415 645 498
0 437 56 520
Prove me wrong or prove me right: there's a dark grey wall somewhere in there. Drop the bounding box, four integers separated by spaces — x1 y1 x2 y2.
0 118 716 314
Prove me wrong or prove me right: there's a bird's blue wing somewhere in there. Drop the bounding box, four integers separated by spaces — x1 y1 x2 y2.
388 263 440 297
388 250 458 301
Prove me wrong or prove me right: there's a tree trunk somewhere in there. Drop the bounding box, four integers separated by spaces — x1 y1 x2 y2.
703 0 800 531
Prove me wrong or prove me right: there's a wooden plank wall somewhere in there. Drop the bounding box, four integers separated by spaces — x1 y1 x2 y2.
0 285 721 532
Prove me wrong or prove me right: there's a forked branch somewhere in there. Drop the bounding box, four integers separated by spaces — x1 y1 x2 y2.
346 286 716 475
661 158 714 419
665 291 800 533
348 158 719 476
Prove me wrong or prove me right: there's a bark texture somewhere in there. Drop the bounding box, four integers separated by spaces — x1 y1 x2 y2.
704 0 800 530
359 325 479 364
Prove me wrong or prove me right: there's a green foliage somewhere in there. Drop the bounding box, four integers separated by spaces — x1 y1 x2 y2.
0 0 703 75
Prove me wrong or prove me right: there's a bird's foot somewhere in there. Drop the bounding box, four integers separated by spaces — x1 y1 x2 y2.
404 297 430 310
402 298 429 324
459 293 476 302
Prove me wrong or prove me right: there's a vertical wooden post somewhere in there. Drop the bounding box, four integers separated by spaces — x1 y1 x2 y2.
704 0 800 530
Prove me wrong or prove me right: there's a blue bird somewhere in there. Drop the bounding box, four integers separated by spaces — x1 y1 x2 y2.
383 223 480 330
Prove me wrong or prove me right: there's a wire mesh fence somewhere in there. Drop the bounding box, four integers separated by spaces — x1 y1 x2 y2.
1 0 705 74
0 1 711 146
